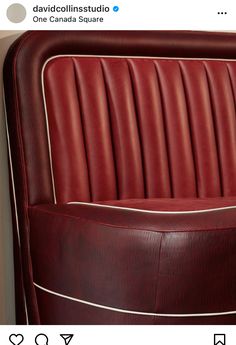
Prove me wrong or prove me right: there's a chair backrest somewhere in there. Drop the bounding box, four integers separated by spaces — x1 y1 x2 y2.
4 31 236 207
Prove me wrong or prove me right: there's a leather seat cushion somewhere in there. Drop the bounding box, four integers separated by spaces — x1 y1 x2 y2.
29 198 236 324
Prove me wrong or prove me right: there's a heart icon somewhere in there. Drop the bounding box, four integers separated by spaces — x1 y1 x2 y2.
9 334 24 345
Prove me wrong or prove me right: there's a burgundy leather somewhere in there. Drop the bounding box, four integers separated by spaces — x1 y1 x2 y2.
29 202 236 233
35 289 236 325
22 55 236 202
96 197 236 211
4 30 236 324
30 203 236 324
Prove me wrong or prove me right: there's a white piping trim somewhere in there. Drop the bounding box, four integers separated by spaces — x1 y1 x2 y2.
23 294 29 325
41 54 236 206
4 90 21 245
41 64 57 204
67 201 236 215
3 87 29 325
34 282 236 318
43 55 236 67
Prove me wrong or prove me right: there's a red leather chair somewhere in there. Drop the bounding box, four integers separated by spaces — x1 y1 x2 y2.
4 30 236 325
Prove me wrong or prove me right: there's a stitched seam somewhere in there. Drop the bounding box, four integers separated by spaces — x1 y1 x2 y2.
28 206 236 233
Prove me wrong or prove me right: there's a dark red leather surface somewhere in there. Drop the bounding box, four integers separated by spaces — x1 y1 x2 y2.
44 57 236 202
29 204 236 324
30 202 236 233
5 31 236 206
36 289 236 325
5 30 236 324
96 197 236 210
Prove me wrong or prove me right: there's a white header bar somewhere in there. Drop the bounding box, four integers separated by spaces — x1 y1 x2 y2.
0 0 236 30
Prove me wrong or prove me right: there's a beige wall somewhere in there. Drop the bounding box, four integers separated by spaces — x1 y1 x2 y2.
0 31 24 324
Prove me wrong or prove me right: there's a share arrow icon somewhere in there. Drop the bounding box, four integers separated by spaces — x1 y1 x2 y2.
60 334 74 345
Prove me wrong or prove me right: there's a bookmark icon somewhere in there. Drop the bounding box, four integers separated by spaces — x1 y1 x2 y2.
214 334 225 345
60 335 74 345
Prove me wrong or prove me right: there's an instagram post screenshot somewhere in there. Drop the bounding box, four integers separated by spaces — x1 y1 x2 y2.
0 0 236 344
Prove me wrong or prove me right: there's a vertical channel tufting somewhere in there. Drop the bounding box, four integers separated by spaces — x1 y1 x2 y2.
154 63 173 197
128 59 171 198
43 56 236 202
178 62 198 196
202 62 236 196
101 58 145 199
154 60 196 198
100 61 120 199
127 60 146 197
203 62 222 196
179 61 221 197
72 57 117 202
226 64 236 192
43 58 90 203
72 59 92 202
203 61 236 196
226 63 236 106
